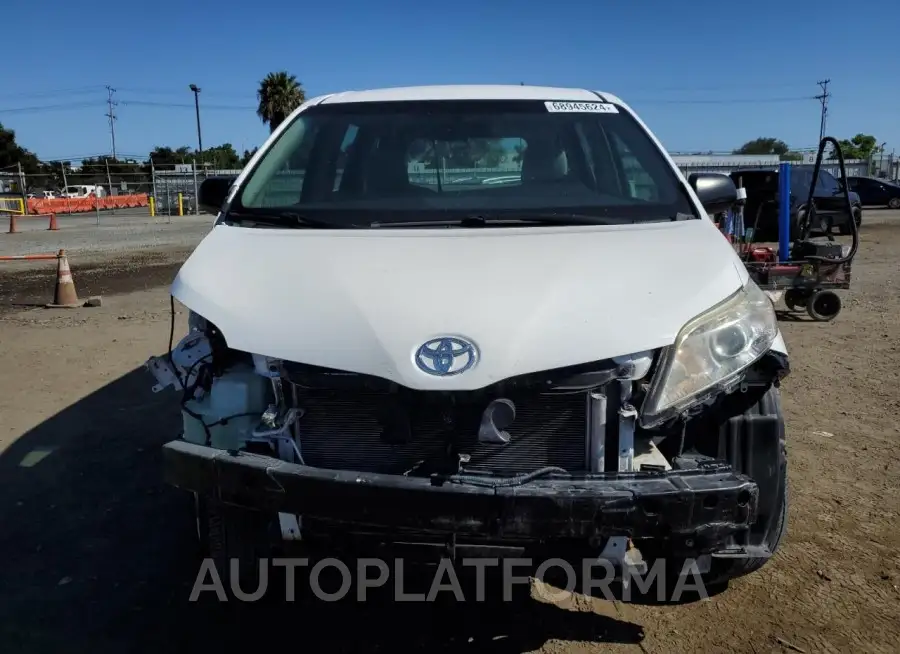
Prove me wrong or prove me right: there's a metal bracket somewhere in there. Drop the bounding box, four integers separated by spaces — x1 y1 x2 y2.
145 332 212 394
250 407 304 463
588 392 607 472
617 404 637 472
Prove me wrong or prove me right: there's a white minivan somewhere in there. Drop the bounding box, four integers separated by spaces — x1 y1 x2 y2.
151 85 790 600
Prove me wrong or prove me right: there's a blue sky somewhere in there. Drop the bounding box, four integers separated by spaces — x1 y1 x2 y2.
3 0 898 162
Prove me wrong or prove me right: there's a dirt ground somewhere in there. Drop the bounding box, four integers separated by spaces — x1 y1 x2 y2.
0 214 898 654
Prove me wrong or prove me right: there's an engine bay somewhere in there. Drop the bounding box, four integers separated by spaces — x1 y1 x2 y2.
146 308 789 484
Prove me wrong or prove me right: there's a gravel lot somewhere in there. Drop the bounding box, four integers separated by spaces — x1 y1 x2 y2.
0 212 898 653
1 209 213 258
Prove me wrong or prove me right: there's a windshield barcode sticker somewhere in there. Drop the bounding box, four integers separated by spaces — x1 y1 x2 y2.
545 101 619 114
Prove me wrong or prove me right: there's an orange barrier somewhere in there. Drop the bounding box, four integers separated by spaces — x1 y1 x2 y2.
7 213 59 234
27 194 150 215
0 252 60 261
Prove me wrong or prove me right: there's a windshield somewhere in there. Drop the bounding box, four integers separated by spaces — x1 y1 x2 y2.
231 99 695 226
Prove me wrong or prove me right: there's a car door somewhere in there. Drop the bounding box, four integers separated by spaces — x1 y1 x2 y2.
871 179 900 206
814 170 847 213
883 181 900 207
854 178 879 204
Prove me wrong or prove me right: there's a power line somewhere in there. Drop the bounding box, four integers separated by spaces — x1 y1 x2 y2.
0 86 106 100
0 101 100 114
815 79 830 144
120 99 254 111
106 86 118 160
616 82 814 93
628 96 815 105
116 85 252 100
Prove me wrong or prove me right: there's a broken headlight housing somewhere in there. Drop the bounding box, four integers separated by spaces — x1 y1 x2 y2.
640 280 778 428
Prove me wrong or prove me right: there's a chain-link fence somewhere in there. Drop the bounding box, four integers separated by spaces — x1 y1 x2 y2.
868 153 899 181
8 150 895 219
151 164 242 215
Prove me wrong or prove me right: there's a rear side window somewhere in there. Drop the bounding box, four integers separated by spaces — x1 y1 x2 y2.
815 170 841 194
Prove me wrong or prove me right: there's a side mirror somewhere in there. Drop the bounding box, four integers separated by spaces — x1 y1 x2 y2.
688 173 738 215
198 176 237 214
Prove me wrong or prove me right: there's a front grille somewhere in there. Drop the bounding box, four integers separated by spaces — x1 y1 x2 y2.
292 389 588 475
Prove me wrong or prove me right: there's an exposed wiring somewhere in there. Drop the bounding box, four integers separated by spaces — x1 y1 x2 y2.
181 354 213 404
167 295 181 389
168 295 214 445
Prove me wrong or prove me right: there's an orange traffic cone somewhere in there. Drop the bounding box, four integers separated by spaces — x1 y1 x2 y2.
47 213 59 231
46 249 81 308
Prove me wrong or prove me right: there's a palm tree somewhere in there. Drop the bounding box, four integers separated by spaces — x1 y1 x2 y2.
256 71 306 133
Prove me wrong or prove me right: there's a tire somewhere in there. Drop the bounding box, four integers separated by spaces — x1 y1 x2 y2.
196 496 277 600
807 289 842 322
888 197 900 210
783 289 801 311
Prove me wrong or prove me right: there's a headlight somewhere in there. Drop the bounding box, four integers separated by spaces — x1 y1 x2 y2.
640 280 778 428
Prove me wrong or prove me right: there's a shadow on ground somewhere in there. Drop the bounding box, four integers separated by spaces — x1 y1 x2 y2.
0 366 647 654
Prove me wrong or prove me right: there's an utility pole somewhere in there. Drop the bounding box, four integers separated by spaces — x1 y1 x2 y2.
815 79 830 145
106 86 118 160
189 84 203 156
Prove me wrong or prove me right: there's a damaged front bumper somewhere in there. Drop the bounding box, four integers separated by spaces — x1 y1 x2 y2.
163 438 759 557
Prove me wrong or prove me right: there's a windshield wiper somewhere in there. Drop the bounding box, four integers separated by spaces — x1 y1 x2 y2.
224 210 350 229
370 213 637 228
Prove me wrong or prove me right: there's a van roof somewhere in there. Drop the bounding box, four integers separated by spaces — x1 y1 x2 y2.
316 84 625 106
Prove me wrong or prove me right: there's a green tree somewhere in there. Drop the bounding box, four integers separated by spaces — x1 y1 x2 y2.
0 123 41 174
256 71 305 133
147 144 242 170
240 147 258 166
197 143 241 169
733 138 791 156
148 146 193 166
833 134 878 160
77 157 147 190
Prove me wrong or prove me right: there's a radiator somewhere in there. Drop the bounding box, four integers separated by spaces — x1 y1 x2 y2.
291 389 588 475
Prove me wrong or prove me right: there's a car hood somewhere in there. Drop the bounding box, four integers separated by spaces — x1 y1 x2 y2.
171 220 747 391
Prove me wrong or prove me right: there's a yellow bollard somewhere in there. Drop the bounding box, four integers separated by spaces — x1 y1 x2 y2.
177 193 184 217
149 196 156 217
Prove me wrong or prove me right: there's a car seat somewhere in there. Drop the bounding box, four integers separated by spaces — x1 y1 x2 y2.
520 138 569 186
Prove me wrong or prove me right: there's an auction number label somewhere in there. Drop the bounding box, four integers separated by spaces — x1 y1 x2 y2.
544 101 619 113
